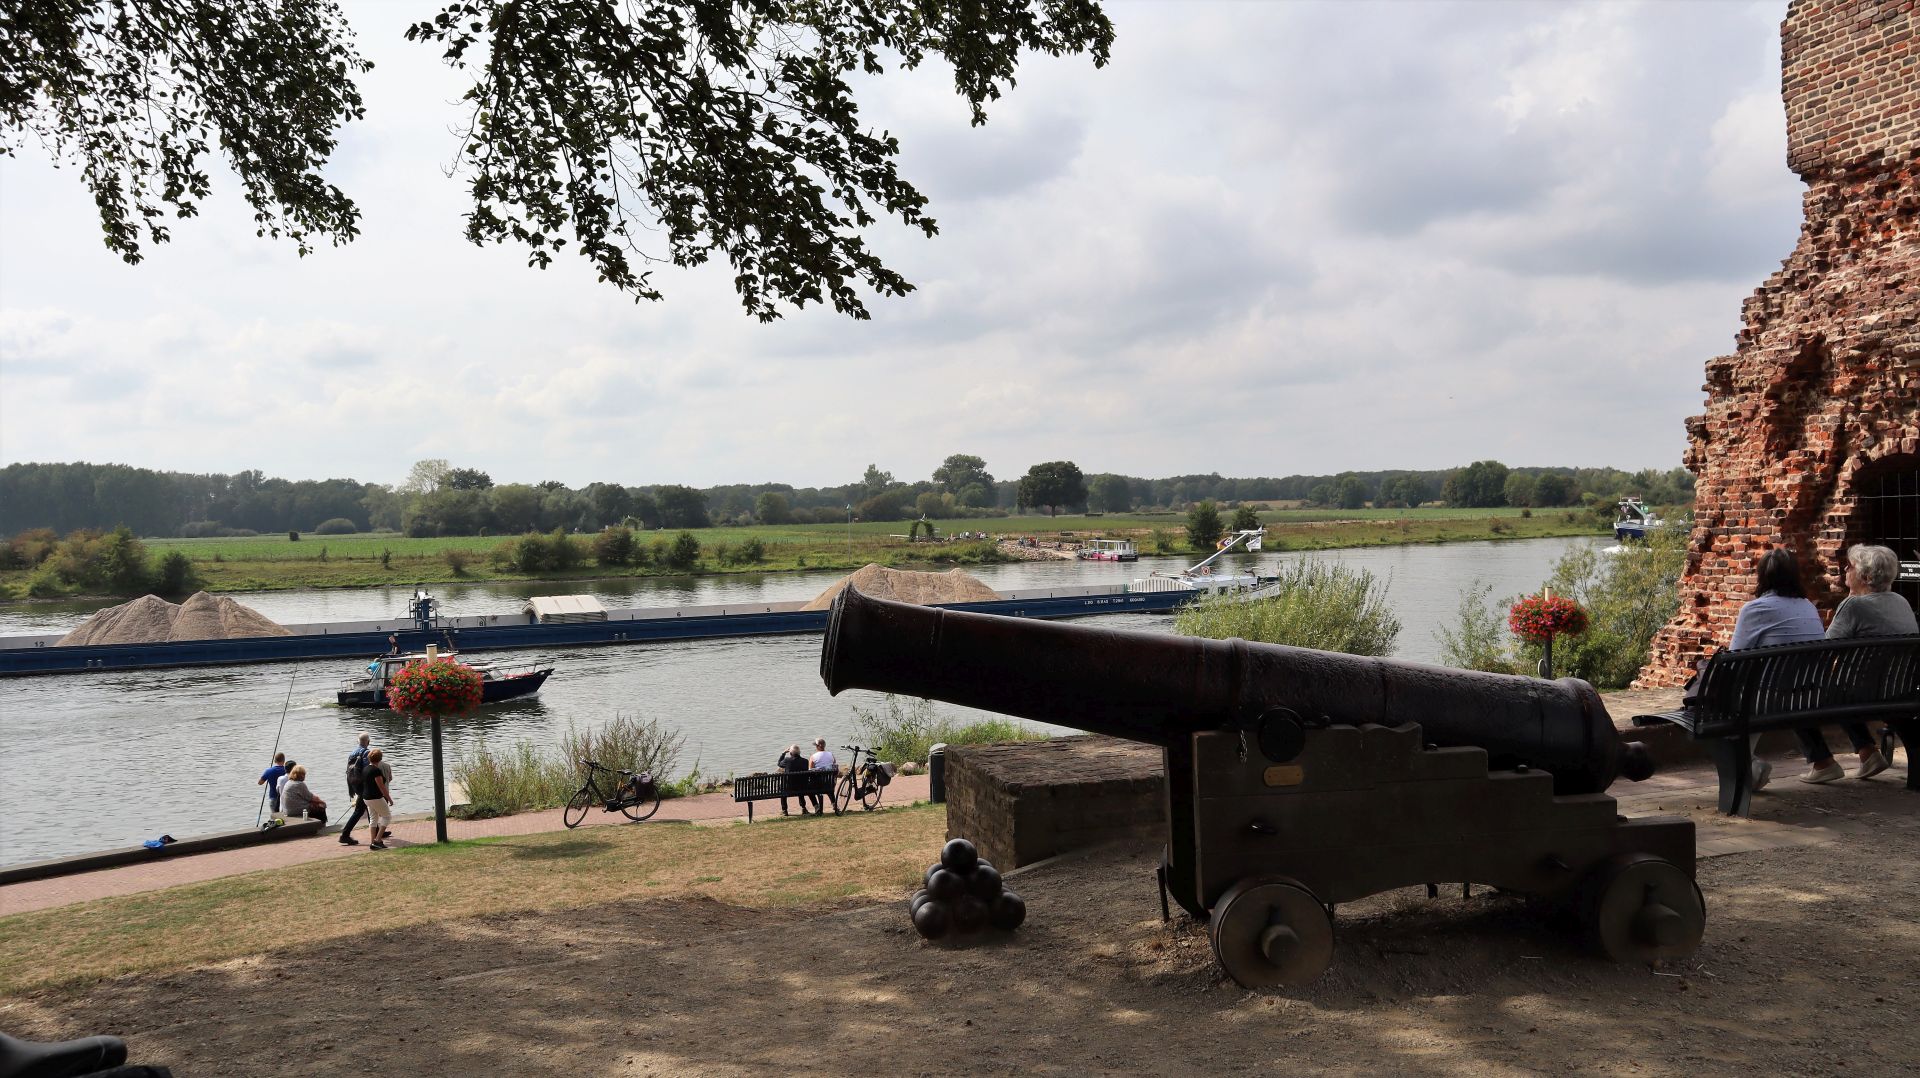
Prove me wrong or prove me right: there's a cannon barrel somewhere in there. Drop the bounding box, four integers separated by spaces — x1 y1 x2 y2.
822 587 1650 794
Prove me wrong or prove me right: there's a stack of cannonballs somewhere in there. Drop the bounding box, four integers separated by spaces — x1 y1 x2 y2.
909 838 1026 940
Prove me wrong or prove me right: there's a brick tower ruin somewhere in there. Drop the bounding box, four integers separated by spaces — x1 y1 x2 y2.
1639 0 1920 687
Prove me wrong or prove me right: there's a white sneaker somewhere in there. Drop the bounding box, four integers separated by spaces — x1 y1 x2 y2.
1800 761 1844 784
1751 759 1773 791
1856 751 1891 779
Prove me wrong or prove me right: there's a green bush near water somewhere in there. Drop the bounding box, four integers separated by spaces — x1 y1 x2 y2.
452 714 690 818
1434 526 1688 689
850 694 1051 765
1174 559 1401 656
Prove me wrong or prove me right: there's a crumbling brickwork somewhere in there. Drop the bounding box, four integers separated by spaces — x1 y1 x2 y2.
1640 0 1920 686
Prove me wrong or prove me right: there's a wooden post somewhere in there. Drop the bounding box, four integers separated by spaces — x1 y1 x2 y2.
431 714 449 844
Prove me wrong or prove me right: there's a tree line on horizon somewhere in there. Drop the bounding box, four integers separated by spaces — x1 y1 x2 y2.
0 458 1695 540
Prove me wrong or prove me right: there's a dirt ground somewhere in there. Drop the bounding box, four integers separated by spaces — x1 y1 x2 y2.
5 778 1917 1077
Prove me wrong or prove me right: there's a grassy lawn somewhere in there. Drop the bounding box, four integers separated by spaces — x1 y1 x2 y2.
0 804 947 994
1 508 1602 597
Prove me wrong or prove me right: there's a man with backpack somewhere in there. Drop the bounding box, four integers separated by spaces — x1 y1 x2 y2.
338 733 372 846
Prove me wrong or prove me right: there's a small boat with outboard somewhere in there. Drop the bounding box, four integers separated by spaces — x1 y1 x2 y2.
337 646 554 709
1612 497 1666 541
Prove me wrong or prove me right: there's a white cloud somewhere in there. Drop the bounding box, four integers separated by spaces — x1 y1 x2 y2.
0 0 1804 488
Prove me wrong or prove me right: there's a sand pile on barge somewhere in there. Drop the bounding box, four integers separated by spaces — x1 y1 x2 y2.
801 564 1000 611
57 592 291 645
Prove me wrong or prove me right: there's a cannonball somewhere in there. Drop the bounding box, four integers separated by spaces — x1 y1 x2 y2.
926 867 965 901
953 893 989 933
976 859 994 874
968 864 1003 901
909 889 932 915
989 890 1027 931
940 838 980 876
912 899 953 940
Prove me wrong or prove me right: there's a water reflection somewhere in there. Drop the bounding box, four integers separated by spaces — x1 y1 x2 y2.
0 537 1602 865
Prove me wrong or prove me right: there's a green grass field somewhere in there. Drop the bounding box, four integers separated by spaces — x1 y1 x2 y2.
3 507 1603 597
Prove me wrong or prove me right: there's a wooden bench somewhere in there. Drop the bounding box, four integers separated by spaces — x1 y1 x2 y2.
1632 635 1919 815
732 770 839 821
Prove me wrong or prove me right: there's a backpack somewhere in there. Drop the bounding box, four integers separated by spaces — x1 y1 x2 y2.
346 751 368 795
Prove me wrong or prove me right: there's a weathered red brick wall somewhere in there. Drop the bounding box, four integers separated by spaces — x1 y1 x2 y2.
1641 0 1920 686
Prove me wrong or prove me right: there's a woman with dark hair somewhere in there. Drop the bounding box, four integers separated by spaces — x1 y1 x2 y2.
1726 548 1827 788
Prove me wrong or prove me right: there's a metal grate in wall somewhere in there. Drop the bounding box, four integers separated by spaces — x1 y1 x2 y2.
1852 457 1920 608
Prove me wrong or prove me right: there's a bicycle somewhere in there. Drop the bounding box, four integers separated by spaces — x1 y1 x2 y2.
563 759 662 828
833 745 892 813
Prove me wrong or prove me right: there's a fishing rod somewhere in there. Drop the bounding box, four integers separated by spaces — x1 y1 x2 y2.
256 671 299 828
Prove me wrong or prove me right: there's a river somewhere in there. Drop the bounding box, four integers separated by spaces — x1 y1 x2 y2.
0 537 1601 866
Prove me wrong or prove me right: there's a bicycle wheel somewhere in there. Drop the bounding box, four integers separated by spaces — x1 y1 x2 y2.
861 769 884 812
563 785 593 829
621 782 661 822
833 772 855 816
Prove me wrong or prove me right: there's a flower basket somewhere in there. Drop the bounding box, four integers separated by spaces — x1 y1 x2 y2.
386 657 485 718
1507 594 1588 644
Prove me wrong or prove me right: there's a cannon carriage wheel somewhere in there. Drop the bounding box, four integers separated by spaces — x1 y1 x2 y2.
1579 854 1706 965
1208 876 1335 988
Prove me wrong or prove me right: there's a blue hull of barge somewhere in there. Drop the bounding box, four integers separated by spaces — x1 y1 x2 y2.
0 588 1190 677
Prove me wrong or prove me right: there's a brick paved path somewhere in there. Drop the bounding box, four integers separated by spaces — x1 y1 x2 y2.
0 775 931 917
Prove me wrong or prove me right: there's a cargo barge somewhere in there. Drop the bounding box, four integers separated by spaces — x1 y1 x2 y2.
0 583 1197 678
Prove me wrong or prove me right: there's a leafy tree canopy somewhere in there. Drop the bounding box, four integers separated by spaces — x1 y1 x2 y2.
1185 500 1222 549
6 0 1114 320
1087 473 1131 513
1229 505 1260 532
932 454 993 502
445 467 493 490
1442 460 1510 508
1016 460 1084 517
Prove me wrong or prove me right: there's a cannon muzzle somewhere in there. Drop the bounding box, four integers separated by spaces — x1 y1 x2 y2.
822 585 1650 794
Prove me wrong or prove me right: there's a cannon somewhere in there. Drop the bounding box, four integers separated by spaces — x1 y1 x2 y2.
821 587 1703 987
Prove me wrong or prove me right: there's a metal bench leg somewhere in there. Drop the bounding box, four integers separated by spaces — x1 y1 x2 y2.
747 802 754 823
1709 737 1753 816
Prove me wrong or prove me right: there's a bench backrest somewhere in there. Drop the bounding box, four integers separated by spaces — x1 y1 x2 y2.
732 770 834 800
1690 635 1919 736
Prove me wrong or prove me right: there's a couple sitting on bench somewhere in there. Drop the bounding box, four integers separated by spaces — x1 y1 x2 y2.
1723 545 1913 787
776 738 837 816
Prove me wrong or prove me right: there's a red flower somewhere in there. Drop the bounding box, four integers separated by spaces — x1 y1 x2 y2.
1507 594 1588 644
388 657 484 717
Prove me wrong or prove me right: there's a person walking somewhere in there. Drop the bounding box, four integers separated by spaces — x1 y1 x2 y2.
1795 544 1916 781
339 733 372 846
777 743 809 816
258 752 288 822
281 765 328 826
363 747 393 850
806 738 836 816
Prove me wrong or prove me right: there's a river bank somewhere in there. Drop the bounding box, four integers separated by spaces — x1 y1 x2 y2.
0 509 1599 601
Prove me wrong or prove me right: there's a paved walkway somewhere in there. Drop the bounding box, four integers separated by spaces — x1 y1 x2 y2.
0 775 931 917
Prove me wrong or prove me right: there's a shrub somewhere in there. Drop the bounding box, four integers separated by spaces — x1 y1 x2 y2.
314 518 358 535
288 530 300 541
154 551 198 594
178 520 223 538
1435 579 1520 674
849 694 1051 765
594 525 638 567
1152 528 1176 554
511 531 552 573
380 548 393 570
442 548 474 575
664 530 701 571
1175 559 1401 656
1185 501 1223 549
452 713 688 818
546 527 584 572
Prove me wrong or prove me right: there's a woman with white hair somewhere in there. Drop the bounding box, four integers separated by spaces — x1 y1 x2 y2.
1795 544 1916 782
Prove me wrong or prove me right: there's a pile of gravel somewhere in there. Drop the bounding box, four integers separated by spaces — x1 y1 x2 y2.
801 564 1001 611
57 592 292 645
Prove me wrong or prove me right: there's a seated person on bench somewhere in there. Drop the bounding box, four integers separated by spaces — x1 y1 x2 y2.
1795 544 1915 783
280 765 329 826
1727 548 1827 789
777 743 810 816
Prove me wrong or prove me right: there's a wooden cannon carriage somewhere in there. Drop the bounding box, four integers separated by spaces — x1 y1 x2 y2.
820 587 1705 987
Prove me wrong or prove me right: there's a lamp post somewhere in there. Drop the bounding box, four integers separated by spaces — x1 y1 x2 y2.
846 503 853 563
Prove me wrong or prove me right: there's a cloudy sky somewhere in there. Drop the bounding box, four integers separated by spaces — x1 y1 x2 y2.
0 1 1802 490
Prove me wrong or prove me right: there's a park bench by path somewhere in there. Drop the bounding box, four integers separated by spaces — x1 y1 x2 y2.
1633 635 1919 816
732 770 839 821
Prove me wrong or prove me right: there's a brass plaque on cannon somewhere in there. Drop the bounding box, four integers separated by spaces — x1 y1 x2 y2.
1263 764 1304 787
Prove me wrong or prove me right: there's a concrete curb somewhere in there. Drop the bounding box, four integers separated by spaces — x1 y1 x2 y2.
0 819 324 887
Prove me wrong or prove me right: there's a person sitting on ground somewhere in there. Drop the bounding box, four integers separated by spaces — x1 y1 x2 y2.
258 752 288 821
1727 547 1827 790
806 738 836 816
362 747 393 849
280 764 328 826
777 743 810 817
1794 544 1916 782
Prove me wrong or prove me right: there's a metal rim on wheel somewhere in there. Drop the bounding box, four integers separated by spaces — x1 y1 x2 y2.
1208 876 1334 989
622 789 661 822
563 789 592 829
1582 854 1706 964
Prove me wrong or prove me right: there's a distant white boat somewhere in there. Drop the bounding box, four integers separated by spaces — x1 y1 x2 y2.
1130 529 1272 595
1613 497 1665 541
